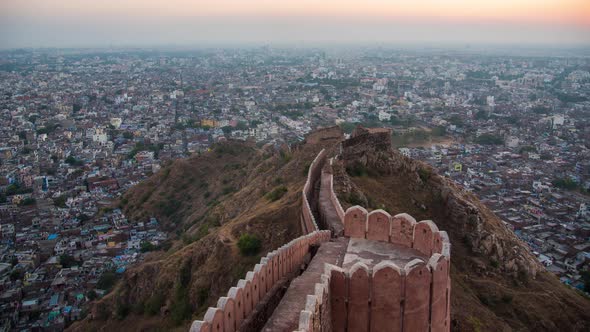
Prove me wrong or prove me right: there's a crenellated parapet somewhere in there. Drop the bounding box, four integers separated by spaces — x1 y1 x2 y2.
296 254 451 332
343 206 451 258
189 230 331 332
295 206 451 332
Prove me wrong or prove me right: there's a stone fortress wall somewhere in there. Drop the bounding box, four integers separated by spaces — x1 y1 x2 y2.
295 206 451 332
190 150 330 332
301 149 328 234
191 148 452 332
328 158 346 222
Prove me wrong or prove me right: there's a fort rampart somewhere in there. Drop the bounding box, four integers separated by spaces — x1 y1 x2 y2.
191 148 452 332
301 149 328 234
295 206 451 332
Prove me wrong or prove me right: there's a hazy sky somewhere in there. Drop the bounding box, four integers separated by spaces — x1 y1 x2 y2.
1 0 589 48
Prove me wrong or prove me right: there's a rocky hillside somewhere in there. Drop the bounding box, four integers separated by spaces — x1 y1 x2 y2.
68 130 343 332
333 127 590 331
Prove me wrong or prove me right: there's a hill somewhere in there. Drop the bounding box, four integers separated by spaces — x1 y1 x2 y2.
68 130 343 332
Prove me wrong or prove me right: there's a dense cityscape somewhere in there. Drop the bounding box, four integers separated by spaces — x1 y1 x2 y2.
0 47 589 330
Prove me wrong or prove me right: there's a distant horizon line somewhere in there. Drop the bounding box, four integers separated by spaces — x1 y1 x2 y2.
2 42 590 55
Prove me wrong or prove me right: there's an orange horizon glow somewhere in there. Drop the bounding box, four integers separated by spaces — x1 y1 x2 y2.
2 0 590 26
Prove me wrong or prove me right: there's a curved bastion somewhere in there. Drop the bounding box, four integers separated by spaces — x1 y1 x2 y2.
295 206 451 332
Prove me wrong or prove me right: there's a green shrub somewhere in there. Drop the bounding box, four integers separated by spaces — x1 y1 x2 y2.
478 294 491 306
97 271 118 291
346 192 364 206
222 186 236 195
140 241 156 252
9 270 23 281
197 287 209 307
172 291 190 322
490 259 500 268
115 301 130 320
540 153 552 160
59 254 78 268
552 177 579 190
467 316 483 332
170 262 193 325
144 293 165 316
280 150 292 163
54 195 67 208
87 290 98 301
140 191 152 204
157 199 180 217
214 144 241 156
303 163 311 176
65 155 84 166
237 233 262 256
474 134 503 145
265 186 288 202
418 167 432 182
19 197 36 206
346 163 369 177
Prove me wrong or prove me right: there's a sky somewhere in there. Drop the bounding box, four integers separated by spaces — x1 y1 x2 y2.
1 0 589 49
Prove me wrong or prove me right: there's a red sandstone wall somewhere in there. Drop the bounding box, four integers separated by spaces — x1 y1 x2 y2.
301 149 328 234
328 158 346 223
294 207 452 332
343 206 451 258
190 230 332 332
296 257 451 332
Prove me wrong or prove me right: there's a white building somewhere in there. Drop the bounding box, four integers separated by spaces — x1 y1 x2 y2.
486 96 495 107
505 136 519 148
378 110 392 121
398 148 411 157
552 114 565 129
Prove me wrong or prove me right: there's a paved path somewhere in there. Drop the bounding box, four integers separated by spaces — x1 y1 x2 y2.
318 168 345 236
263 158 348 331
262 238 349 331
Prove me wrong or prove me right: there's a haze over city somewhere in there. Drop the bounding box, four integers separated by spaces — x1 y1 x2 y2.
1 0 590 48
